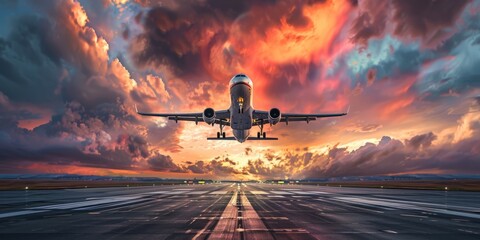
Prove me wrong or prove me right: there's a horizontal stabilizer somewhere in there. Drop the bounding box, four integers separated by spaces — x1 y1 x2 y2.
207 137 237 140
206 137 278 140
247 137 278 140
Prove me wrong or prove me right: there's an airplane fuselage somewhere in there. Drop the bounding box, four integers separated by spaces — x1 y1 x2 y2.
229 75 253 142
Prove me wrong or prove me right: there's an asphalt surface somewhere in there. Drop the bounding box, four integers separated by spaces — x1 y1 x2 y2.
0 183 479 239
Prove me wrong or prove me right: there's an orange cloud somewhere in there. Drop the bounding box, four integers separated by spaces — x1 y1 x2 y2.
230 0 352 65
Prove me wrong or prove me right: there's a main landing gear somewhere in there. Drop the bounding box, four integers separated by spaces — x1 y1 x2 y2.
256 119 267 139
216 122 226 139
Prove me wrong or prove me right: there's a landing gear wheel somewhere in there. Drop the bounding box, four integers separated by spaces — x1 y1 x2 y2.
257 132 261 138
222 132 226 138
263 132 266 139
217 132 220 139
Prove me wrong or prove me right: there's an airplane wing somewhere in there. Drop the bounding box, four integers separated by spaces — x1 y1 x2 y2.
252 106 349 125
135 105 230 125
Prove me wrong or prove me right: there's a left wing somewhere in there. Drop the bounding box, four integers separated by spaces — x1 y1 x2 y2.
135 105 230 125
252 107 349 125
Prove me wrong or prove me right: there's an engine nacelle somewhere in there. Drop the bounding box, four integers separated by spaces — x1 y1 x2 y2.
203 108 216 124
268 108 281 125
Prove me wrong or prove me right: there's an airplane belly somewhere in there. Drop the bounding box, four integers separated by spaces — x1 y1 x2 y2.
230 83 252 130
231 114 252 130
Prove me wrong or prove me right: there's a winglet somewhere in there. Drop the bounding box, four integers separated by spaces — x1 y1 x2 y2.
134 104 139 113
346 105 350 114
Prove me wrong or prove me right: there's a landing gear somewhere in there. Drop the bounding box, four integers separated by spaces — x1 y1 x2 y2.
257 119 266 138
217 122 226 138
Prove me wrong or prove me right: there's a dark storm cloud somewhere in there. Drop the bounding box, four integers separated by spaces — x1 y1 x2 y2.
0 1 182 174
0 1 122 111
118 134 150 158
405 132 437 150
390 0 471 48
187 160 209 174
129 1 238 78
295 133 480 179
351 0 472 48
0 15 64 108
0 140 135 171
148 152 186 172
349 0 389 47
245 159 287 179
185 156 241 176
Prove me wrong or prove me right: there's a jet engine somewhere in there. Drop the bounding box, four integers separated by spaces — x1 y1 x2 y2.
268 108 281 125
203 108 216 124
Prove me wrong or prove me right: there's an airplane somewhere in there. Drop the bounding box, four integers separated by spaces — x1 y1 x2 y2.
136 74 348 143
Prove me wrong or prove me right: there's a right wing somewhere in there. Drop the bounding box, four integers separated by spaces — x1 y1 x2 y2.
252 106 349 125
135 105 230 125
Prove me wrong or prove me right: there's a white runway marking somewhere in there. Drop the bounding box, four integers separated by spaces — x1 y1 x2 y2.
309 191 331 195
250 191 268 195
335 196 480 219
267 195 285 198
188 191 208 195
145 191 169 195
173 189 193 191
165 191 192 194
210 191 228 194
271 191 293 195
30 196 142 210
0 210 48 219
290 191 330 195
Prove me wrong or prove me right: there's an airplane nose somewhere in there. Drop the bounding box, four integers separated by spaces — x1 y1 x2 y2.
233 130 249 143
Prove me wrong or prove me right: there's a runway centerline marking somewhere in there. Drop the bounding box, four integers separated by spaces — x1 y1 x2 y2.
206 190 238 239
241 190 275 239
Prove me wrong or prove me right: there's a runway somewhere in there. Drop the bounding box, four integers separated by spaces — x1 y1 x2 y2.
0 183 479 239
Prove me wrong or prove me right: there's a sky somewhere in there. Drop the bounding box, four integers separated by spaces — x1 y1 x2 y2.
0 0 479 180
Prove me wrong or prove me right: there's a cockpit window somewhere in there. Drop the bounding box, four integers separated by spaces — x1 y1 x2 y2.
229 74 253 88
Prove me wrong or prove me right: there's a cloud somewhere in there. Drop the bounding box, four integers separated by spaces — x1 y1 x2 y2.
148 152 186 172
245 147 252 156
350 0 472 49
405 132 437 150
295 131 480 178
0 0 181 175
185 156 242 177
345 122 383 133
